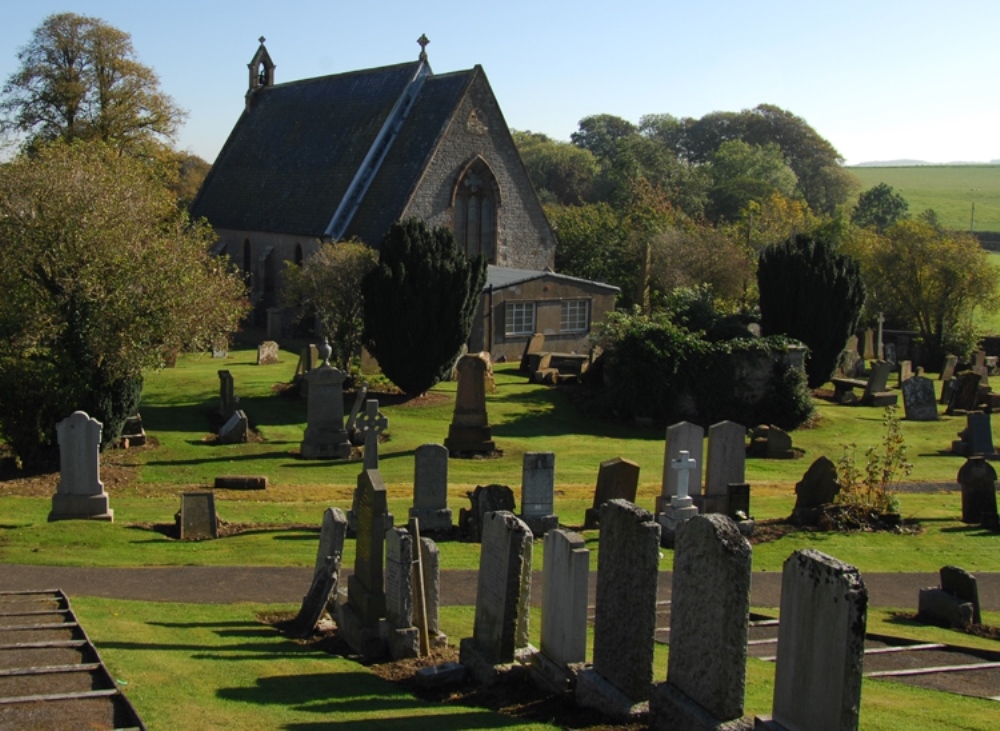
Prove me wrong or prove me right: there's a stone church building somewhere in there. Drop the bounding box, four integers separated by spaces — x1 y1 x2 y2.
191 38 617 361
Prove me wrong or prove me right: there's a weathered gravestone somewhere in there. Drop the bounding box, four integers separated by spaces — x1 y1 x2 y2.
657 450 700 546
379 527 420 659
520 452 558 536
940 354 959 382
120 413 146 447
299 362 351 459
702 421 746 514
897 359 913 386
576 500 660 721
357 399 388 470
519 333 546 374
756 549 868 731
218 370 236 420
790 456 840 526
286 507 347 637
583 457 640 529
445 354 497 456
918 565 982 629
862 360 896 406
863 328 875 361
746 424 795 459
947 371 984 415
335 469 394 659
218 409 249 444
214 475 267 490
650 514 752 731
413 535 447 649
657 421 704 512
901 375 939 421
531 529 590 694
256 340 280 365
409 443 453 532
459 511 534 685
459 484 516 541
180 491 218 540
953 411 997 457
345 385 368 444
957 455 999 527
49 411 113 522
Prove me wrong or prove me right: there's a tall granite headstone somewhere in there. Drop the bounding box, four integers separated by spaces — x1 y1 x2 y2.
703 421 746 514
409 443 453 532
445 354 496 456
379 527 420 659
520 451 558 536
49 411 113 522
300 363 351 459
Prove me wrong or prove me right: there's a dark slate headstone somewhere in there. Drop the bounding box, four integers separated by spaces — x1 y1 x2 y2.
947 371 983 415
957 456 998 526
584 457 640 528
966 412 996 456
901 375 939 421
940 565 982 625
791 456 840 526
459 484 515 542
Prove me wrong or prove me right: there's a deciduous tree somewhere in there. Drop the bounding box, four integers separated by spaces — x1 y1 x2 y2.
851 182 910 232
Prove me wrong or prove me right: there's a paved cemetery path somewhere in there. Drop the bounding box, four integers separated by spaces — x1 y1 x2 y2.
1 564 999 611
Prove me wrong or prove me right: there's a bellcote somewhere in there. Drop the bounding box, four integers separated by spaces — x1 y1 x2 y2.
246 37 275 110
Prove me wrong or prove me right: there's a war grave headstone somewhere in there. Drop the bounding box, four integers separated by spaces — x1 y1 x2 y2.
919 565 982 629
531 528 590 693
657 421 704 512
218 369 236 420
650 514 753 731
357 399 388 470
218 409 249 444
576 500 661 721
459 484 516 541
520 452 558 536
256 340 280 365
49 411 113 522
701 421 746 515
335 469 394 659
657 450 700 547
286 506 347 637
379 527 420 659
756 549 868 731
459 511 534 685
901 375 939 421
790 456 840 526
583 457 640 529
413 535 447 649
445 354 497 456
180 491 218 540
299 359 351 459
957 455 999 528
409 443 453 532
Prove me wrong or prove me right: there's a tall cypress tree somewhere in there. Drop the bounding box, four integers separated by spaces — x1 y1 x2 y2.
361 219 487 396
758 234 866 388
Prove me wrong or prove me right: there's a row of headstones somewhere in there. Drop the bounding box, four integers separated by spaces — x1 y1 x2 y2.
459 501 868 730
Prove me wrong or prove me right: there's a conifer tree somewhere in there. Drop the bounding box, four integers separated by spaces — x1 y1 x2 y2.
362 219 487 396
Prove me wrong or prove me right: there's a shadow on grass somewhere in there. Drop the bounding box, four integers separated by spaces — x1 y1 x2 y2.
940 525 999 536
145 450 295 467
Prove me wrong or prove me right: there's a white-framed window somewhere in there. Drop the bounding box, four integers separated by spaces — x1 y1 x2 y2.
505 301 536 337
560 299 590 333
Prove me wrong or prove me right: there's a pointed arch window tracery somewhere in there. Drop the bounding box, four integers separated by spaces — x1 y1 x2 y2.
453 159 498 263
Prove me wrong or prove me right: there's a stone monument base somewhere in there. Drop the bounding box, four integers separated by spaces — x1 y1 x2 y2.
521 513 559 537
575 667 648 722
754 716 790 730
445 426 496 456
334 596 385 661
378 619 419 660
458 637 534 687
528 651 582 695
409 507 453 532
649 681 751 731
300 428 352 460
49 493 114 522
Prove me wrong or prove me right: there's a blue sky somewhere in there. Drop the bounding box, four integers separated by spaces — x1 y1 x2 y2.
1 1 997 166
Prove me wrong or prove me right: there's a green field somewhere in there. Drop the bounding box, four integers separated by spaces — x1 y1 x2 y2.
849 165 1000 234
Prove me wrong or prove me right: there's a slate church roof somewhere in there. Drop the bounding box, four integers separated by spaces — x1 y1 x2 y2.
191 53 478 246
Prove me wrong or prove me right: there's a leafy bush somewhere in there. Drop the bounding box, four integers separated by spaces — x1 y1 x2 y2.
835 406 911 521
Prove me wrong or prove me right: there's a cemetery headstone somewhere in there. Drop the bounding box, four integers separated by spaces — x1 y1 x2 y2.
703 421 746 514
897 359 912 386
49 411 113 522
947 371 984 415
957 456 999 526
413 536 447 649
218 409 249 444
863 328 875 360
747 424 795 459
658 421 704 511
584 457 640 529
379 527 420 659
650 514 752 731
120 413 146 447
520 452 558 536
940 354 959 382
576 500 660 720
335 469 394 659
532 529 589 693
657 450 700 546
901 375 939 421
966 411 996 456
940 565 982 625
180 491 218 540
409 443 453 532
256 340 280 365
445 354 497 456
862 360 897 406
357 399 388 470
791 456 840 526
974 364 991 387
287 506 347 637
218 370 235 420
459 484 515 541
345 384 368 444
755 549 868 731
212 336 228 359
459 511 534 684
519 333 546 374
918 565 982 629
299 362 351 459
214 475 267 490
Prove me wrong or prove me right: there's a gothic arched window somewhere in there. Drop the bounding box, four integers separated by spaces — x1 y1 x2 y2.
453 159 499 263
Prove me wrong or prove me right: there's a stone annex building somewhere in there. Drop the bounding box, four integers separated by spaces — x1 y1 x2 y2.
191 38 617 361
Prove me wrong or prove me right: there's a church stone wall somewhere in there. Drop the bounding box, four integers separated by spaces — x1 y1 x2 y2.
404 69 556 270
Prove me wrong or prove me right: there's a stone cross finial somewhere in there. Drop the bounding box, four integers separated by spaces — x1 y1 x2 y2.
672 450 697 500
357 399 388 470
259 36 266 45
417 34 430 61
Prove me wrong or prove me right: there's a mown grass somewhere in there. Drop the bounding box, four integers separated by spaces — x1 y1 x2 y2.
849 165 1000 234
